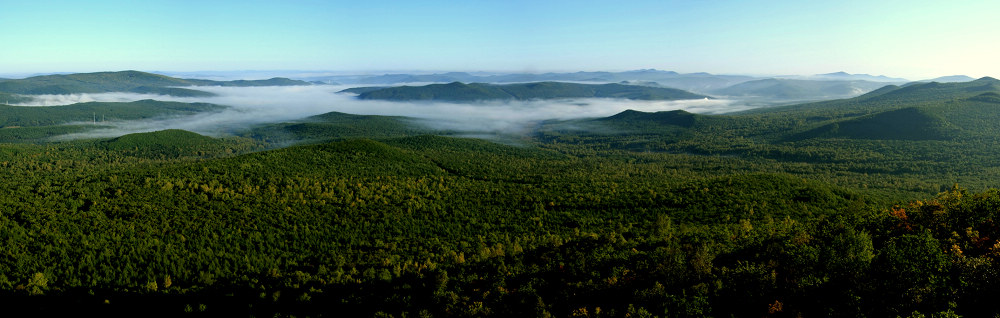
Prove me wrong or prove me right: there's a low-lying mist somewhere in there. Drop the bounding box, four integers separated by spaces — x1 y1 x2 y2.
18 85 763 140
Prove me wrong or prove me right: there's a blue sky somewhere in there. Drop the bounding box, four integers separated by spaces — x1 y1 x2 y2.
1 0 997 79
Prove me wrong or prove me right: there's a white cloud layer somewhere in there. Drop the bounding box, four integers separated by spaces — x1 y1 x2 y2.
17 85 763 140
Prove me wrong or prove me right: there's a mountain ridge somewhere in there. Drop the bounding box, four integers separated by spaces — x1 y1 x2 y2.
0 70 311 97
925 75 976 82
350 81 710 102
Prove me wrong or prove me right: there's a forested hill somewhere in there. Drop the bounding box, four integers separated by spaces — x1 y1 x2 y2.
246 111 438 144
0 99 224 128
0 70 311 96
749 76 1000 116
861 76 1000 103
534 74 1000 197
347 81 710 101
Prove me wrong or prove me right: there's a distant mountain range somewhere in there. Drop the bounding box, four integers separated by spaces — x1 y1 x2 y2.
344 82 710 102
307 69 756 92
0 69 985 106
0 70 310 97
777 71 909 83
312 70 929 101
708 79 893 101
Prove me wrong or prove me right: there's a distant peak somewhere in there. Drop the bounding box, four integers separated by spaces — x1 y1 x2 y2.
975 76 999 82
114 70 156 76
925 75 975 83
622 69 677 75
813 71 907 82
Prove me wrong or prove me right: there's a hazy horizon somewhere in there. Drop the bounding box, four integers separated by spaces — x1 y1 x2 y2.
2 1 999 80
0 69 954 81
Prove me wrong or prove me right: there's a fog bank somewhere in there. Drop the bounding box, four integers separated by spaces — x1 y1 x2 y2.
20 85 762 139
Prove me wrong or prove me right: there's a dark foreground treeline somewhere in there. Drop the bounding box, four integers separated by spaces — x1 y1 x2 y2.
0 134 994 318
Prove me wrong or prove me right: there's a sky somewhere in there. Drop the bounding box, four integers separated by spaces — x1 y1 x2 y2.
1 0 998 80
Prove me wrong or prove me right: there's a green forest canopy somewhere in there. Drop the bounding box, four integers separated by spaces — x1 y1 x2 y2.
0 76 999 317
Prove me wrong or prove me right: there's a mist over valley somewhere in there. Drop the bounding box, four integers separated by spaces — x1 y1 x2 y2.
3 74 773 141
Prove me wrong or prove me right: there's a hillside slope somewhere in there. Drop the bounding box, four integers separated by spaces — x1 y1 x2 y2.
755 77 1000 117
0 70 311 96
789 107 956 141
0 100 224 128
248 111 436 144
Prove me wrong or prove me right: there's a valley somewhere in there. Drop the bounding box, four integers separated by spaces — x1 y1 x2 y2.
0 71 997 317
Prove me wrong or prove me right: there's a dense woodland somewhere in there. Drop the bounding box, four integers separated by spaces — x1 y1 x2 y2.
0 73 999 317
